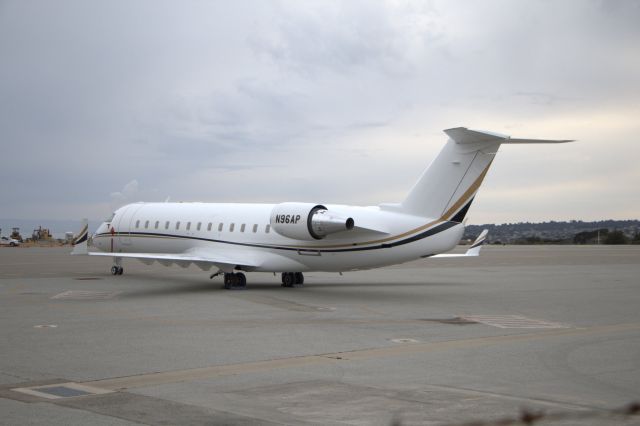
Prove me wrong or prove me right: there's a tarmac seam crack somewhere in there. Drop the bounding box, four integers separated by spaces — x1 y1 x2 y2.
422 384 606 411
81 322 640 392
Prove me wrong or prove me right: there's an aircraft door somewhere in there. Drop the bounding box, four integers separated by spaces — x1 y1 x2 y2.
115 204 143 246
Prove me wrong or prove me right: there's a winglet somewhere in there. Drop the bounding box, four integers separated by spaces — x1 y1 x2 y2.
464 229 488 256
71 219 89 255
429 229 489 259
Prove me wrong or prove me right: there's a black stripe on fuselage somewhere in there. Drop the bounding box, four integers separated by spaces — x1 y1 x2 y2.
95 221 460 254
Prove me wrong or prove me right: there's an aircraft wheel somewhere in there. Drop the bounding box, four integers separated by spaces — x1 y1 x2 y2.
295 272 304 285
281 272 295 287
111 266 119 275
223 273 246 290
237 273 247 288
117 266 124 275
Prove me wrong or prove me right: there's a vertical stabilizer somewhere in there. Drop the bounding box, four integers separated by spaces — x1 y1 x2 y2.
400 127 572 220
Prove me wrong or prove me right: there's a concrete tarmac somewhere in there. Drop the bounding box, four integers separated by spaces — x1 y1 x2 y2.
0 245 639 425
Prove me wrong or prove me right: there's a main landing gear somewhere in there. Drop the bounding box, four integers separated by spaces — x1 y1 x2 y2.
214 271 305 289
281 272 304 287
223 272 247 290
110 265 123 275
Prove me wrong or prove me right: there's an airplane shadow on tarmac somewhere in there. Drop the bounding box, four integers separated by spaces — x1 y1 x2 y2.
114 273 469 299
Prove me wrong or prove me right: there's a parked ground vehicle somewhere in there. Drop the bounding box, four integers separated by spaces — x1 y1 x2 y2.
0 236 20 247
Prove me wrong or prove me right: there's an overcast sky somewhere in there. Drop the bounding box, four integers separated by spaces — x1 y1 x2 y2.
1 0 638 225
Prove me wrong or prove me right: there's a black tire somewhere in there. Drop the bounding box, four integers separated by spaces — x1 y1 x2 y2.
282 272 295 287
9 242 16 247
111 266 119 275
117 266 124 275
237 273 247 287
295 272 304 285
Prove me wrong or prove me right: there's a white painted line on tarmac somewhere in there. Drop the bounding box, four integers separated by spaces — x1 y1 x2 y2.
461 315 569 329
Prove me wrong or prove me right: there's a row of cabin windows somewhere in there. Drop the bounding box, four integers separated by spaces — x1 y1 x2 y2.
134 220 270 234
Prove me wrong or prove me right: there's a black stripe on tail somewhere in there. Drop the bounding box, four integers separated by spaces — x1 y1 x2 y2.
449 197 474 223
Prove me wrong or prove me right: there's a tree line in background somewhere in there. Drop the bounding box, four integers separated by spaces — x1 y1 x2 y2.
463 220 640 245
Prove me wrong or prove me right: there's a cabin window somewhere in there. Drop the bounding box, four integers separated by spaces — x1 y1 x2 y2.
135 220 140 228
186 222 191 231
207 222 212 231
230 223 235 232
265 224 270 233
218 223 223 232
176 221 180 230
197 222 202 231
240 224 246 232
252 224 258 233
165 221 170 230
154 221 159 229
144 220 149 229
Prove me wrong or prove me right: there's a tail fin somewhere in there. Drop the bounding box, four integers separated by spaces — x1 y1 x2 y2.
71 218 89 255
401 127 572 220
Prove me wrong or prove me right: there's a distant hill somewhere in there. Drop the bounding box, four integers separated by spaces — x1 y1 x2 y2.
464 220 640 244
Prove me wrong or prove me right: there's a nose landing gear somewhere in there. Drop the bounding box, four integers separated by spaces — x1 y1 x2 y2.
111 265 123 275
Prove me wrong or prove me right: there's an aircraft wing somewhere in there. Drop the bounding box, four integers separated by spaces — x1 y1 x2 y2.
430 229 488 258
87 250 260 272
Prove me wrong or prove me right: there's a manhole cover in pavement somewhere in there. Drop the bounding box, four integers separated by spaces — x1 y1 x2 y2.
460 315 569 329
35 386 91 398
11 383 113 400
51 290 119 300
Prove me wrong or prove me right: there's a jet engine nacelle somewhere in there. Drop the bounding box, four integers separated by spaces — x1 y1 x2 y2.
270 202 354 240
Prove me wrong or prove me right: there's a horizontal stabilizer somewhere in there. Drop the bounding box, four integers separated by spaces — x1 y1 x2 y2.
444 127 573 145
502 138 574 144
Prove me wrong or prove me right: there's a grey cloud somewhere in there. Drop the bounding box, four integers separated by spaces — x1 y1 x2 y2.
109 179 140 209
248 1 442 78
0 0 638 222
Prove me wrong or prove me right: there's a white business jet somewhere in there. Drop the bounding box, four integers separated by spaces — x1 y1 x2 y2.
72 127 571 288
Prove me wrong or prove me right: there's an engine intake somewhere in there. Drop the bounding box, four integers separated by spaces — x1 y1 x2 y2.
270 202 354 240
